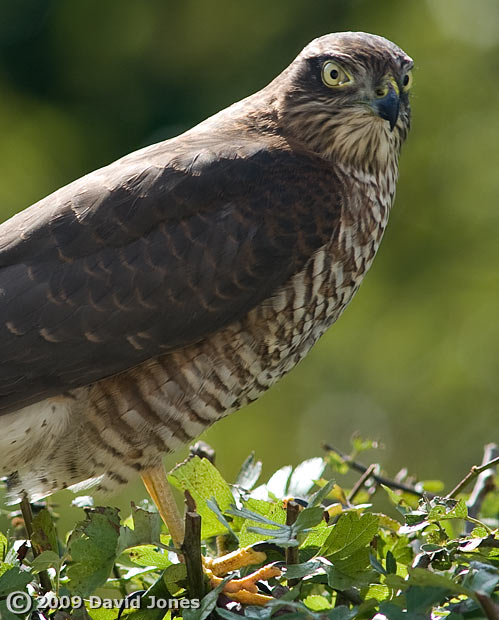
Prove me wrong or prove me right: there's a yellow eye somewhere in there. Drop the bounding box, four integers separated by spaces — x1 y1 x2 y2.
401 69 413 92
322 61 351 87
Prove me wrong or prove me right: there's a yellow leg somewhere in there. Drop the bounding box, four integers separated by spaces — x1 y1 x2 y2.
141 463 184 550
141 464 278 606
203 546 267 577
207 564 282 605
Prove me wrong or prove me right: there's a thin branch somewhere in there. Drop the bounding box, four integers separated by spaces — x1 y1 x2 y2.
20 497 52 593
447 451 499 499
285 501 300 585
347 463 377 503
182 491 205 600
464 444 498 533
322 443 430 498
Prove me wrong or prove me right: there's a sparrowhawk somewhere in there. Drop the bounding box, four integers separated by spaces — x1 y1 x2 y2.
0 32 412 555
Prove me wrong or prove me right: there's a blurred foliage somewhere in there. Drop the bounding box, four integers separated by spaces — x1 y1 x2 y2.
0 0 498 515
0 447 497 618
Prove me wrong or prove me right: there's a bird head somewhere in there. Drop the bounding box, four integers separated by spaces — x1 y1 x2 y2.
275 32 413 172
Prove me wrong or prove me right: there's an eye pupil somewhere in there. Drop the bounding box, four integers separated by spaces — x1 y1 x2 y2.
403 74 409 86
330 69 339 80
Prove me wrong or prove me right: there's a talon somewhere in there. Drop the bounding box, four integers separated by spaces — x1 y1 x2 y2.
207 564 282 606
203 545 267 577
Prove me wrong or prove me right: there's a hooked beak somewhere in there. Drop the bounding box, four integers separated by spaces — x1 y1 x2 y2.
373 86 400 131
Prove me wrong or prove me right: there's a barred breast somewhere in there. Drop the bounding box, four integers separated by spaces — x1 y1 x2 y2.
4 167 395 501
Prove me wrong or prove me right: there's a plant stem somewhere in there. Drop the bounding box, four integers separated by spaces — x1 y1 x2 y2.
347 463 377 503
322 443 430 498
182 492 205 600
20 497 52 593
447 453 499 499
285 501 300 586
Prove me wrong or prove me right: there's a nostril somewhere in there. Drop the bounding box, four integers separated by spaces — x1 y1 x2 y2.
375 87 388 98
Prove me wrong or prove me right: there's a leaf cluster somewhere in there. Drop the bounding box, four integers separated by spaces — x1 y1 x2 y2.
0 444 497 620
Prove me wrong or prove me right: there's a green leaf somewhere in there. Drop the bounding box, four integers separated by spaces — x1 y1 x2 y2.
0 566 32 596
406 586 450 612
386 550 397 574
31 550 61 573
303 594 332 611
380 601 425 620
332 546 370 577
31 509 58 553
428 498 468 522
326 606 358 620
322 512 379 559
235 499 287 547
127 545 171 569
293 506 325 533
302 520 333 550
285 560 322 580
0 532 8 562
308 479 337 508
125 569 175 620
206 498 238 540
66 506 121 597
117 504 162 555
163 563 187 595
385 567 473 597
183 575 231 620
463 561 499 596
169 456 235 538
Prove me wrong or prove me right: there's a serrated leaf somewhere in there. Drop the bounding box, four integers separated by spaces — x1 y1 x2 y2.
428 498 468 522
31 550 61 573
127 545 171 569
234 499 287 547
31 509 58 554
302 521 333 550
364 583 391 602
322 512 379 559
382 485 411 515
163 563 187 595
285 561 322 580
308 480 337 507
0 566 32 595
169 456 235 539
303 594 332 611
66 506 121 597
333 546 370 577
294 506 325 533
117 504 162 555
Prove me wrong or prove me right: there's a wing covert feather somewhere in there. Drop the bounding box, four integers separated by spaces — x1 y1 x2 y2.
0 136 341 413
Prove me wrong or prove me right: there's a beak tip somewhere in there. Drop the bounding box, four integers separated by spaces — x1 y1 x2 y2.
374 88 400 132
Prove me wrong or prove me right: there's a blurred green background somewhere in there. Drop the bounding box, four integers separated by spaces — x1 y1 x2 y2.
0 0 498 523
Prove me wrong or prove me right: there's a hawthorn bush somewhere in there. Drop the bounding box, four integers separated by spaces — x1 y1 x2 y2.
0 441 497 620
